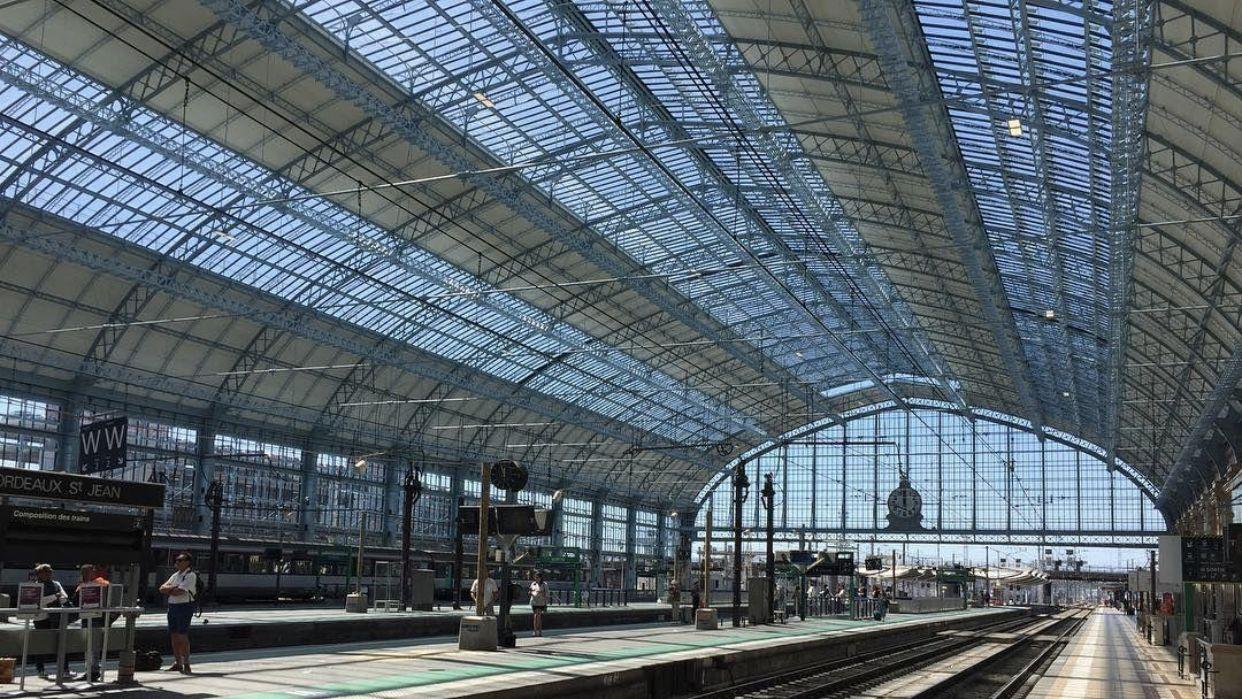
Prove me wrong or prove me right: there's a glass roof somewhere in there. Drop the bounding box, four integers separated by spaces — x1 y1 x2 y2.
912 0 1115 429
0 37 755 443
298 0 924 395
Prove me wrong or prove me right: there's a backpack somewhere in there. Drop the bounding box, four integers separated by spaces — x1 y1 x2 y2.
135 650 162 672
192 571 206 601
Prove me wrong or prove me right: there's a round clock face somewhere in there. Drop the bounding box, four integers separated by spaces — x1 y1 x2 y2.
887 486 923 518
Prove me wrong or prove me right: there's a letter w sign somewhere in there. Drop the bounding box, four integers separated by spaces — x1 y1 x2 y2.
80 416 128 474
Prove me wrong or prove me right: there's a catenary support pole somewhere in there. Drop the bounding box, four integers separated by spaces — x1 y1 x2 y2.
476 463 491 617
762 473 775 623
732 463 748 627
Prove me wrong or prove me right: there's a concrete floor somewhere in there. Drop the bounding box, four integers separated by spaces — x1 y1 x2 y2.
1026 608 1197 699
4 607 1011 698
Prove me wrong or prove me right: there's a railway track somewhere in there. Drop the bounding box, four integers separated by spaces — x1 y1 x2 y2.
689 608 1090 699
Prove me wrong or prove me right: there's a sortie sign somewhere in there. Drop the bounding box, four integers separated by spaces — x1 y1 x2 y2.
0 466 164 508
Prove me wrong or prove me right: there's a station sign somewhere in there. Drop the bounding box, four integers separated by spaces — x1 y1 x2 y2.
79 417 127 474
1181 535 1242 583
0 466 164 508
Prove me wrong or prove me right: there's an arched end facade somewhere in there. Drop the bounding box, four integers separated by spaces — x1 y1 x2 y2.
695 406 1166 549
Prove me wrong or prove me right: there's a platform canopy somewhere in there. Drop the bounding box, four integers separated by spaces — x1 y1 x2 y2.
0 0 1235 514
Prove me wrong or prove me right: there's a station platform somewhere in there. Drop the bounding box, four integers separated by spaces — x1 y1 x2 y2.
10 605 1021 697
1026 607 1197 699
2 602 707 654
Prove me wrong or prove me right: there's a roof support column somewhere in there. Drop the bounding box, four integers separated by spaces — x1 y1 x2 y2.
589 499 604 588
192 425 216 536
624 506 638 592
53 395 82 473
300 448 318 543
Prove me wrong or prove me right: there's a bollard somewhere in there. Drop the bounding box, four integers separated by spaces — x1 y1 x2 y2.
115 650 136 685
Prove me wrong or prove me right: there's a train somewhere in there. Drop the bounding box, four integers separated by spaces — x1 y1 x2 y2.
1 532 654 605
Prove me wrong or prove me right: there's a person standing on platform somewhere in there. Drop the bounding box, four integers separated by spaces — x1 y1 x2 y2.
470 568 498 615
31 564 67 679
528 572 549 637
158 552 197 674
667 580 681 623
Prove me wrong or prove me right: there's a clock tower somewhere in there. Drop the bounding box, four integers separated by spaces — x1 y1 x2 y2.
885 473 925 531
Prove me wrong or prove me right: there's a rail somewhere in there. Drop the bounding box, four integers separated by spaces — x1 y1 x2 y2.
983 609 1091 698
689 611 1035 699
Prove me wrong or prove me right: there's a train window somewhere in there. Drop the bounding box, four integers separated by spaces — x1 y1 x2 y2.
247 555 265 574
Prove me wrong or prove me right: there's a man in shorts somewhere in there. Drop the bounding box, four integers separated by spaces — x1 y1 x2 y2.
158 552 198 674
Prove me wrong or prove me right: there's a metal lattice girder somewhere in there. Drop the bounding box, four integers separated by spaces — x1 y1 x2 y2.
195 0 833 434
1157 346 1242 514
624 0 969 413
729 37 889 92
1132 134 1241 477
859 0 1046 436
1105 0 1155 470
1152 0 1242 104
0 206 726 473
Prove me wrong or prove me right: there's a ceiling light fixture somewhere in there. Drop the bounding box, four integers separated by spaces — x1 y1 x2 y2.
1061 391 1071 398
1043 309 1056 320
473 91 495 109
1007 118 1023 137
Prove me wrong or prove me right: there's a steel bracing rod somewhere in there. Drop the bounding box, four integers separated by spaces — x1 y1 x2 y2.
860 0 1046 435
0 206 721 472
196 0 820 440
1105 0 1155 472
633 0 969 413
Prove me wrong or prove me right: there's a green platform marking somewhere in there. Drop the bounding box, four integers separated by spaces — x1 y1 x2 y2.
233 607 1001 698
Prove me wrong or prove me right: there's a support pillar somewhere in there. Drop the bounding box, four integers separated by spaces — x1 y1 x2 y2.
624 505 638 592
589 499 604 587
53 397 82 473
300 448 318 542
383 454 400 546
192 425 216 535
732 463 748 627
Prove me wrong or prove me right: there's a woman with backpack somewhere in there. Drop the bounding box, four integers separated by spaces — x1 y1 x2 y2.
158 552 198 674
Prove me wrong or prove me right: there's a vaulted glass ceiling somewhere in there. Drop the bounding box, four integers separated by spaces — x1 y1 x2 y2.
912 0 1116 433
298 0 946 398
0 37 755 444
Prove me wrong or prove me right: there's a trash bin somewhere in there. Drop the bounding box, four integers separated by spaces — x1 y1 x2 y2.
0 657 13 684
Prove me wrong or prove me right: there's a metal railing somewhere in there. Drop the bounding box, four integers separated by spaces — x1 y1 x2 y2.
0 606 144 689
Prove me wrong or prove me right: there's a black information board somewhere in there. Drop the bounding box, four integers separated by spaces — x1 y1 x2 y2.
1181 536 1242 583
0 466 164 508
0 505 146 565
79 416 127 474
